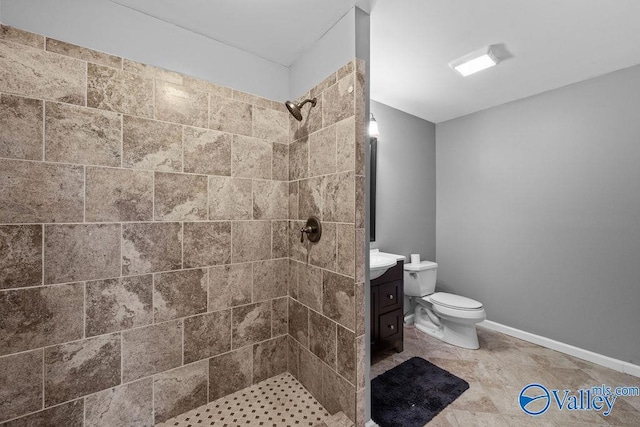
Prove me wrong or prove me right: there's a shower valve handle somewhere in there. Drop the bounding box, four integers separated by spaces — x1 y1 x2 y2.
300 216 322 243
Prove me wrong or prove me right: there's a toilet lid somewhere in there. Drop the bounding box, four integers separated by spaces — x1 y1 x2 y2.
429 292 483 310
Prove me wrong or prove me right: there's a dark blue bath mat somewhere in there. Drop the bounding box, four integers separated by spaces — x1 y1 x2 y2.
371 357 469 427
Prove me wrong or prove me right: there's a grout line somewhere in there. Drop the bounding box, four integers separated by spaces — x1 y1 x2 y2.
41 348 45 410
41 100 46 161
83 166 86 223
82 282 86 339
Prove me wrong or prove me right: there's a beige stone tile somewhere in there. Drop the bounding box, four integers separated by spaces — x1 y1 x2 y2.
272 142 289 181
155 80 208 127
233 90 273 109
289 136 309 181
309 125 337 177
337 61 355 81
294 97 323 140
208 176 252 220
0 94 43 161
45 101 121 166
356 334 365 390
323 271 355 330
208 263 252 311
309 221 337 271
1 400 83 427
84 378 153 427
321 364 355 421
337 223 355 278
44 224 120 284
208 347 252 401
183 221 231 268
154 269 208 322
298 263 323 312
288 260 299 299
184 310 231 364
322 74 355 128
336 116 356 173
183 76 232 98
271 220 289 259
253 180 288 220
0 349 43 422
289 181 299 220
0 225 42 290
0 155 55 200
231 221 271 263
355 282 365 336
355 229 365 283
122 115 182 172
299 347 323 400
154 361 208 424
253 335 288 383
209 95 252 136
309 311 337 368
122 320 182 382
253 106 288 144
85 275 153 337
122 222 182 275
355 114 366 176
232 301 272 348
0 25 44 49
289 297 309 347
183 127 231 176
0 283 83 356
310 73 337 99
272 297 288 337
122 60 183 85
336 325 356 386
448 382 499 413
299 176 324 220
253 258 288 302
87 63 153 117
46 38 121 68
231 135 272 180
288 334 300 379
324 171 355 223
0 39 85 105
44 333 121 406
154 172 208 221
451 410 510 426
355 175 365 229
85 166 153 222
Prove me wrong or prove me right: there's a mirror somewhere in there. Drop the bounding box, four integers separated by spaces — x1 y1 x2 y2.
370 137 377 242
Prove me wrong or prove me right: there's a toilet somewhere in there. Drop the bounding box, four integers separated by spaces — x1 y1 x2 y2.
404 261 486 349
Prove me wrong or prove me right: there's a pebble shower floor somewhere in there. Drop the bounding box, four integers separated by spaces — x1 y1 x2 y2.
156 373 330 427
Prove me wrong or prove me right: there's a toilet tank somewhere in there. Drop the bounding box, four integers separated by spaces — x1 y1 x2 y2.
404 261 438 297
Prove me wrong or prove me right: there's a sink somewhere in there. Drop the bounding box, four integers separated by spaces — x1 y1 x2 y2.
370 250 401 280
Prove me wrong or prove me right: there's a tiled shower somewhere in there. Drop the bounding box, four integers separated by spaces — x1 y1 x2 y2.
0 24 366 426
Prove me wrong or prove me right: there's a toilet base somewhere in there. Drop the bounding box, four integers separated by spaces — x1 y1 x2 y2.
414 303 481 349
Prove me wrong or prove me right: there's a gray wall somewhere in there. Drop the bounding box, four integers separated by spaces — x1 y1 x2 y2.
436 64 640 364
370 100 436 262
0 0 289 101
289 8 356 99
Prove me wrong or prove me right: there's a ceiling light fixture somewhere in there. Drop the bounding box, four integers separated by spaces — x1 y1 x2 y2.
369 113 380 137
449 45 500 77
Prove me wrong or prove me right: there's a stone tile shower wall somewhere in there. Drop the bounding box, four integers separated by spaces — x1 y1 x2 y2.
287 60 367 424
0 25 291 425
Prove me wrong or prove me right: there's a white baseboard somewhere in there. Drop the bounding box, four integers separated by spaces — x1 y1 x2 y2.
479 320 640 379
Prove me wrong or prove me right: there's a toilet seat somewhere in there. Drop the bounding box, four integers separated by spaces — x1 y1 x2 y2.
427 292 483 311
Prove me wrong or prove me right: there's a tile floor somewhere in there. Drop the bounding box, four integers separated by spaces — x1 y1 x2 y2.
156 373 330 427
371 325 640 426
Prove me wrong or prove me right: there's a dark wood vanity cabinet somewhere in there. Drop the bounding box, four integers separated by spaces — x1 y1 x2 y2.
371 260 404 353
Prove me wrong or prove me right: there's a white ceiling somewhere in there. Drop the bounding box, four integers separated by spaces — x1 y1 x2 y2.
108 0 360 66
371 0 640 123
107 0 640 123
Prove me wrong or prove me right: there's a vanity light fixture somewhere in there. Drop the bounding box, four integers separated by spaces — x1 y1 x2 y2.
369 113 380 137
449 45 500 77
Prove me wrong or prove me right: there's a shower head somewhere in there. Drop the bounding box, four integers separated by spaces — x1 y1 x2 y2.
285 98 317 121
